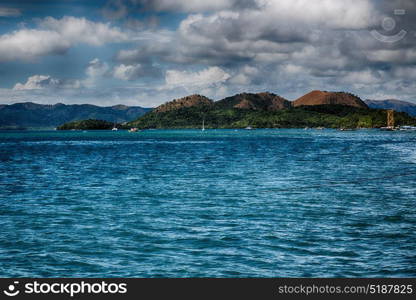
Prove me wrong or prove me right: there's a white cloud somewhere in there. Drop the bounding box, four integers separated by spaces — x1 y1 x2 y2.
0 7 21 17
281 64 306 75
165 66 231 87
113 64 145 80
12 58 108 90
162 0 378 69
263 0 378 30
0 16 127 62
11 58 120 93
365 49 416 64
3 1 416 106
13 75 59 90
230 65 260 85
39 16 128 46
393 66 416 79
339 70 384 85
13 75 81 90
86 58 109 78
0 29 69 62
178 0 378 44
84 58 109 87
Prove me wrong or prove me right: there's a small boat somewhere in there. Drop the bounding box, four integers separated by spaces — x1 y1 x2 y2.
380 127 398 131
128 127 139 132
400 126 416 131
112 127 118 131
245 126 253 130
340 128 356 131
202 117 205 131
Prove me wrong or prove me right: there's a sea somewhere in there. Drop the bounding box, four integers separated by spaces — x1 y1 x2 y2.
0 129 415 277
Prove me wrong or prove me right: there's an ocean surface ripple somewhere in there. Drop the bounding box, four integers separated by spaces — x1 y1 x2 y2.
0 129 415 277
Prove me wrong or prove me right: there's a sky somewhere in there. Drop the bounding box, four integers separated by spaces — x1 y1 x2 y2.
0 0 415 107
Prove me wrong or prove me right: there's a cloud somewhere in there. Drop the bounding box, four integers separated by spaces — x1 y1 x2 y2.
39 16 128 46
229 65 260 85
113 63 161 80
339 70 385 85
165 66 231 87
3 0 416 106
130 0 258 13
113 64 143 80
0 30 69 62
0 16 127 62
13 58 109 91
0 7 21 17
173 0 378 64
13 75 59 90
84 58 110 87
102 0 128 20
114 0 380 70
13 75 81 90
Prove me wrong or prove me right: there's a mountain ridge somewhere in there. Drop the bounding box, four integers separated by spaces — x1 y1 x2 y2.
365 99 416 116
152 90 369 113
6 91 416 130
0 102 151 129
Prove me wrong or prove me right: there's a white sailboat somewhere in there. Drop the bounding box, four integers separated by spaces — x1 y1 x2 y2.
202 116 205 131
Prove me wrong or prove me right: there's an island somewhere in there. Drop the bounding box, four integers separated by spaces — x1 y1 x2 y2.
127 91 416 129
57 90 416 130
57 119 116 130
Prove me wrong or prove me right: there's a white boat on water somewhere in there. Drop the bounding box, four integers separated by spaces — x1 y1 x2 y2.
380 126 398 131
400 126 416 131
112 127 118 131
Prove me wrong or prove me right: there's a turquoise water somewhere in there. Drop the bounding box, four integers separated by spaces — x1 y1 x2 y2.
0 129 415 277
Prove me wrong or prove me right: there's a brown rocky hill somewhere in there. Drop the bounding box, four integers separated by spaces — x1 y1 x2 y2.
154 94 213 113
215 92 291 111
293 90 368 108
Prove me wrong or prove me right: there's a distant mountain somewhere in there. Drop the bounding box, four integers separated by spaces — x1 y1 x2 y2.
365 99 416 117
0 102 151 129
293 90 368 109
127 91 416 129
